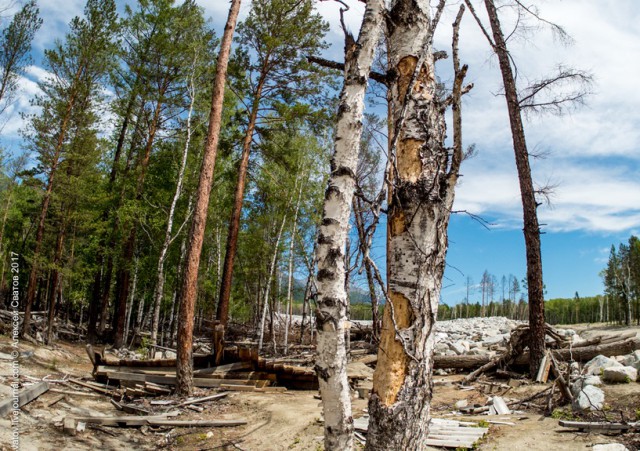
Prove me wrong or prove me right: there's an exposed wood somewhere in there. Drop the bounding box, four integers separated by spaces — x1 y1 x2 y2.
143 419 247 428
175 393 228 408
558 420 640 432
193 361 252 375
535 352 551 383
63 417 77 436
68 379 115 396
0 381 50 416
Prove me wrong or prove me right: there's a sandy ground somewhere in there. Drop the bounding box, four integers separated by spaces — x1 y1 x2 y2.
0 322 638 450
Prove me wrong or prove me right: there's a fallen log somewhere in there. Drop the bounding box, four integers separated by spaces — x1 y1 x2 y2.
558 420 640 432
436 338 640 370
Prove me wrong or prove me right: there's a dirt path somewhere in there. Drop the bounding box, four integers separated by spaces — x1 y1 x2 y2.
1 332 637 450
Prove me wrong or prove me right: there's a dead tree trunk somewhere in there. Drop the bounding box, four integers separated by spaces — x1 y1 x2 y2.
366 3 467 449
175 0 241 396
314 1 385 449
481 0 547 375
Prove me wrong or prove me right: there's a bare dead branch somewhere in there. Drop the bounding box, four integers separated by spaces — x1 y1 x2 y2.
518 65 593 116
306 55 389 85
513 0 574 45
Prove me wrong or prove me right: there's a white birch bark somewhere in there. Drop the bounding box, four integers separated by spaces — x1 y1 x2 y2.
124 257 138 343
314 1 385 449
366 2 465 449
150 55 197 345
258 214 287 351
284 175 305 354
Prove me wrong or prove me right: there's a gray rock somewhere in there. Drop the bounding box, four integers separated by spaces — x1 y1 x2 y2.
582 355 623 376
592 444 628 451
570 375 602 397
448 342 467 355
572 385 605 411
455 399 468 410
602 366 637 383
622 350 640 371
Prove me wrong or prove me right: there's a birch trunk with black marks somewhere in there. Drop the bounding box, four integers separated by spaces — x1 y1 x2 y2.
314 1 384 449
150 57 197 345
258 214 287 352
366 2 466 449
284 176 304 354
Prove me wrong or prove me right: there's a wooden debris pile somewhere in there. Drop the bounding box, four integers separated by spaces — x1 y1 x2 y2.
352 415 489 449
0 310 86 342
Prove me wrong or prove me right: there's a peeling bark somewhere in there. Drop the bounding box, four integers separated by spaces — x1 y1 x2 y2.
366 2 465 449
314 1 385 449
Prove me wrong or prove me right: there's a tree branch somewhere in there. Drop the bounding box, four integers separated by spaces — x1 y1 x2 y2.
306 55 389 85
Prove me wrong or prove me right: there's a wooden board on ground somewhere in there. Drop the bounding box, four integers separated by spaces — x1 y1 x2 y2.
353 416 488 449
0 382 50 416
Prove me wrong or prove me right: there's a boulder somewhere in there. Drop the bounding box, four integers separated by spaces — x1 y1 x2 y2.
602 366 637 383
448 342 467 355
572 385 605 411
622 350 640 371
570 376 602 397
582 355 623 376
592 445 628 451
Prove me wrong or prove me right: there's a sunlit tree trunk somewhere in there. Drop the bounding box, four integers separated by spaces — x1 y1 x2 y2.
314 1 385 449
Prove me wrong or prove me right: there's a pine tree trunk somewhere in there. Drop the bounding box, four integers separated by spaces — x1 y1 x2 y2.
314 2 384 449
23 94 76 336
175 0 241 396
483 0 546 376
216 71 267 329
46 218 67 344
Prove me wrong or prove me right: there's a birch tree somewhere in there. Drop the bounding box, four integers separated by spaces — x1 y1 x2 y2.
314 0 384 449
366 2 470 448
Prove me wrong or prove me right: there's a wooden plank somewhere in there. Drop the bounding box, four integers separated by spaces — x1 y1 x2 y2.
68 379 114 396
175 393 228 408
147 419 247 427
0 382 50 416
63 417 77 436
558 420 640 431
219 384 256 392
193 361 253 375
104 371 261 388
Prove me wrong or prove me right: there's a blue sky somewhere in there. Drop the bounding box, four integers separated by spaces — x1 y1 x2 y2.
2 0 639 305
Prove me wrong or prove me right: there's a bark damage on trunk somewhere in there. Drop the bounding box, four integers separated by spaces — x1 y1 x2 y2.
366 1 464 449
314 1 384 450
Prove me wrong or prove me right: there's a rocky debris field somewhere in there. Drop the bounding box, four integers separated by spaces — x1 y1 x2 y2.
432 316 576 358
